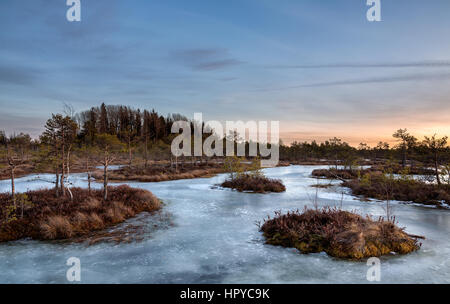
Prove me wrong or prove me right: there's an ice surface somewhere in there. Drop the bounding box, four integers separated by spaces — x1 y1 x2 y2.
0 165 449 283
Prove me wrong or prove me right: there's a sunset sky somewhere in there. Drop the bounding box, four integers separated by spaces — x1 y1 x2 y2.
1 0 450 146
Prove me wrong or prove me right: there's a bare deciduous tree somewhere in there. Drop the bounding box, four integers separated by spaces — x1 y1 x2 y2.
95 134 124 200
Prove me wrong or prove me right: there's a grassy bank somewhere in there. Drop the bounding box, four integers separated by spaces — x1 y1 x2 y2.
312 167 450 207
311 168 372 180
92 162 224 183
312 165 435 181
0 185 161 242
261 208 421 260
343 173 450 207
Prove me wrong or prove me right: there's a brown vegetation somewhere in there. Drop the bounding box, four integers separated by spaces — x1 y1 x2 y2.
312 168 373 180
260 208 421 260
371 164 435 176
312 165 435 180
0 185 161 242
0 163 35 180
221 174 286 193
343 173 450 207
92 162 224 182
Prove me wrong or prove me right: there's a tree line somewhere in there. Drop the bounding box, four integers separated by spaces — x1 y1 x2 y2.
280 129 449 185
0 103 188 202
1 103 450 205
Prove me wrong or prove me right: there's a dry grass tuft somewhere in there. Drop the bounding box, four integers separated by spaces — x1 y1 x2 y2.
40 215 74 239
80 197 102 211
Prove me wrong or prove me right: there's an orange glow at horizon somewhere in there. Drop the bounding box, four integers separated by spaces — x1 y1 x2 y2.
279 125 450 147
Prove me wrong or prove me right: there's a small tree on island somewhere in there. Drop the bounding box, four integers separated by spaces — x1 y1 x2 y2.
35 143 61 195
223 156 245 180
77 143 98 195
41 114 78 198
95 134 124 200
422 134 448 186
0 136 27 208
393 129 417 168
358 168 396 221
248 156 263 178
121 125 137 168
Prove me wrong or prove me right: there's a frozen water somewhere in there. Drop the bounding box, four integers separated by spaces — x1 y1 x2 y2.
0 165 449 283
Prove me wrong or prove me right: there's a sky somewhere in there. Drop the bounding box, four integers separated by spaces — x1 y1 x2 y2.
1 0 450 145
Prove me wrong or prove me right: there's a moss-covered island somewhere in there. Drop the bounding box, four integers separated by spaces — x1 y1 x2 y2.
221 174 286 193
219 156 286 193
260 208 422 260
0 185 161 242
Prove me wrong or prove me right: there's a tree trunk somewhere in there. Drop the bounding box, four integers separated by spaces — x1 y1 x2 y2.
144 136 148 169
60 174 64 195
128 139 132 167
86 158 91 195
61 129 66 196
88 172 91 194
435 154 441 186
61 153 65 196
67 187 73 201
67 149 71 181
55 167 60 197
402 147 406 168
10 166 16 208
67 149 72 201
103 157 108 201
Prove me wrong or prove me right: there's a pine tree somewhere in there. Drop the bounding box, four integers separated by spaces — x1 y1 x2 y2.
41 114 78 197
99 103 109 134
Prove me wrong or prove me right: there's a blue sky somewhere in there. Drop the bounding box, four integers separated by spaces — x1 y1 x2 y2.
1 0 450 144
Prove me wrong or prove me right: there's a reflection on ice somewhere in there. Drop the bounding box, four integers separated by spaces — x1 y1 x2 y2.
0 165 449 283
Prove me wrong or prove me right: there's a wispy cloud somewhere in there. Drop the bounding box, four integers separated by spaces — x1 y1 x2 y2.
0 65 39 85
268 60 450 69
260 72 450 91
170 48 243 71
